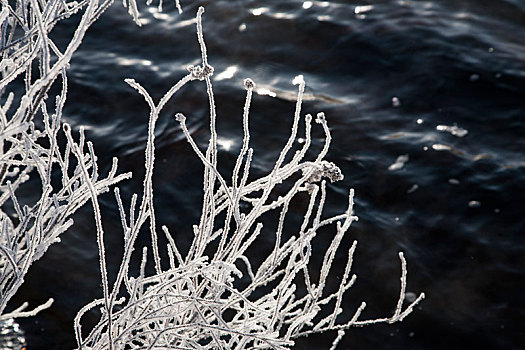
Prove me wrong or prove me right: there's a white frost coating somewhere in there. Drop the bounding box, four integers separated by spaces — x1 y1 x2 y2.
0 6 8 24
0 0 187 323
74 9 424 350
293 74 305 85
1 0 424 347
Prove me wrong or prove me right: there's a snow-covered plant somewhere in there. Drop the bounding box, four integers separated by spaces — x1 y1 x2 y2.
0 0 188 320
74 8 425 349
0 0 149 319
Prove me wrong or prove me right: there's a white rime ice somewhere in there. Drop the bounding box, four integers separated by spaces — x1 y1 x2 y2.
74 8 424 350
0 0 133 319
0 1 424 349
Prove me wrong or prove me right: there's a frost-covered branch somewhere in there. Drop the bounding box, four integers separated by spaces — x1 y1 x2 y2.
0 100 131 317
0 0 181 318
75 8 424 349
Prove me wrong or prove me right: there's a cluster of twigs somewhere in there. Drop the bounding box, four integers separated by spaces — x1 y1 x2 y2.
73 8 425 349
0 0 142 319
1 0 424 348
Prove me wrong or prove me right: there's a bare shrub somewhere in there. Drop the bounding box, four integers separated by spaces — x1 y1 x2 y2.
74 8 424 350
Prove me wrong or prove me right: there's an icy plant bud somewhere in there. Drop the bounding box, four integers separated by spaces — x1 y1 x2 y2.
187 63 214 80
305 160 344 183
244 78 256 90
293 74 305 85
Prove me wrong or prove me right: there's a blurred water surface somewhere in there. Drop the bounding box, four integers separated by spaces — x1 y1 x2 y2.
9 0 525 349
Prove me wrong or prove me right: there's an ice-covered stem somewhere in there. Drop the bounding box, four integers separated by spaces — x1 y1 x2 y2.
294 252 426 337
0 298 54 321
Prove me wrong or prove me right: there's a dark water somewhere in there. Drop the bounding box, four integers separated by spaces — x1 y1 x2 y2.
6 0 525 349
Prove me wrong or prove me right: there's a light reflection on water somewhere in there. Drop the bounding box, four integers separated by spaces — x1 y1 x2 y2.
0 319 26 349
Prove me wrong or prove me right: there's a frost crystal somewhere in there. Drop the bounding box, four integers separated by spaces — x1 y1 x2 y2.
305 161 344 183
188 63 215 80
